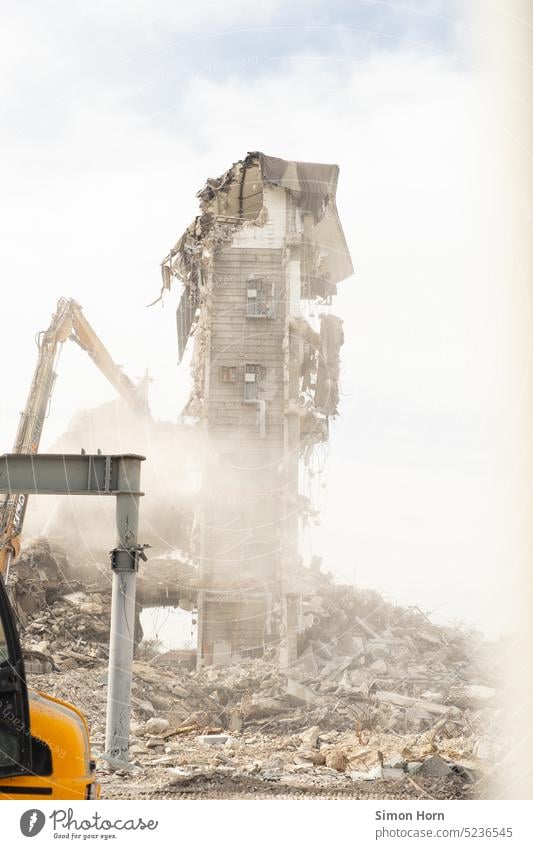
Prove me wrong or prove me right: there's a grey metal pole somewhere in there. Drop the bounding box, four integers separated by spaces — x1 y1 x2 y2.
105 456 143 764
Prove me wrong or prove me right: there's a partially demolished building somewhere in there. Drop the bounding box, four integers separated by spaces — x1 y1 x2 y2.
161 152 353 668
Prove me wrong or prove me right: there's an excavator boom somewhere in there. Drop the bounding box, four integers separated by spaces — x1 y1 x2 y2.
68 300 146 414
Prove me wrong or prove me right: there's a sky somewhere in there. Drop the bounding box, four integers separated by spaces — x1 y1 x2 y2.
0 0 525 640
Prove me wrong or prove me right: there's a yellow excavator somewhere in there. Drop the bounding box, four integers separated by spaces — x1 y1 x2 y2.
0 297 146 799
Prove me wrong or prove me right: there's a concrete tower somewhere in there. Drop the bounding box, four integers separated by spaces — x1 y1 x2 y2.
161 152 353 667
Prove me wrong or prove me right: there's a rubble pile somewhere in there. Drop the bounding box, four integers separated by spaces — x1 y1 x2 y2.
20 545 502 798
24 589 110 671
29 652 497 799
10 539 73 624
14 540 111 672
19 543 200 672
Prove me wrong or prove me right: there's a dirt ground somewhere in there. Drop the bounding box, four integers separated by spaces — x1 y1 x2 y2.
100 772 478 800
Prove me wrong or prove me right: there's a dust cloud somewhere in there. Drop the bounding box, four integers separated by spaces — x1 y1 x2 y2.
23 399 204 578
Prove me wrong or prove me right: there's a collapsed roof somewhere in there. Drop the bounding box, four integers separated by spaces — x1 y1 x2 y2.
161 151 354 291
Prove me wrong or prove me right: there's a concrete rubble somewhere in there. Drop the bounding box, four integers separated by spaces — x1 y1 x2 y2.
19 539 502 799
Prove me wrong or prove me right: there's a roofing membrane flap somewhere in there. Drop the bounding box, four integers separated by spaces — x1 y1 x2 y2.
162 151 353 289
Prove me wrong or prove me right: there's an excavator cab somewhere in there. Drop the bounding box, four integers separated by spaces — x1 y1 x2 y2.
0 572 99 799
0 570 31 778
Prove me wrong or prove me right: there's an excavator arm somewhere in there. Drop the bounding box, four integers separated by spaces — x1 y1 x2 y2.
68 300 147 415
0 297 147 578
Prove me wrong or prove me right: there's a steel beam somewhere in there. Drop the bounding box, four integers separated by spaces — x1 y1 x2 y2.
0 451 146 767
0 452 144 496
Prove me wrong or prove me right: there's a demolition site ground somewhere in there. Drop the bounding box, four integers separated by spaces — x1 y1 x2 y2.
16 541 503 800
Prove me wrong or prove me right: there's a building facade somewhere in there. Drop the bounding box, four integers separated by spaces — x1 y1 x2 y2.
161 152 353 667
